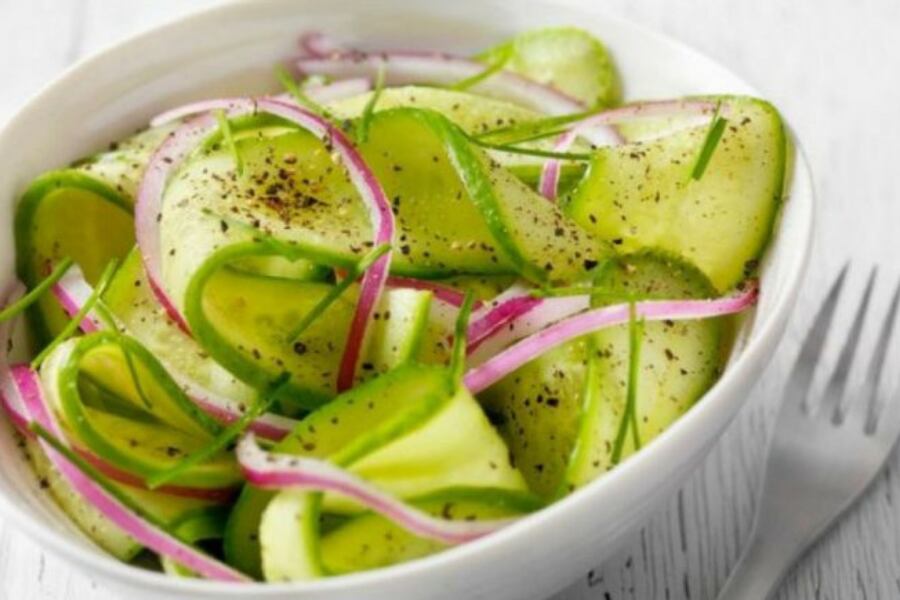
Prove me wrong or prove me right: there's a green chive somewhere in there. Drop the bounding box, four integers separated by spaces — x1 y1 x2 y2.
214 109 243 176
288 244 391 341
31 258 119 369
610 302 644 465
627 313 644 450
450 47 511 91
146 373 290 489
475 109 601 142
449 291 476 384
0 257 74 324
468 136 594 161
122 344 153 411
691 103 727 180
557 337 599 496
275 65 328 117
356 62 386 144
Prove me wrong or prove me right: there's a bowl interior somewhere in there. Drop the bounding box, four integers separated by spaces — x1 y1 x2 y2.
0 0 812 597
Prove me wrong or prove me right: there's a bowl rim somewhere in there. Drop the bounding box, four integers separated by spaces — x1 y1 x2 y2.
0 0 814 594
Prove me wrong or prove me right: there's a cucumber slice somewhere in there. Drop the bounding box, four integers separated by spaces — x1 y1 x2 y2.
102 249 258 411
259 492 324 582
328 86 590 191
226 364 525 579
327 85 540 136
160 506 229 577
15 124 176 342
258 382 526 581
320 488 542 575
160 108 601 322
566 96 786 291
224 364 451 577
562 253 725 491
15 172 133 342
196 265 432 408
22 435 140 560
479 27 620 108
23 435 223 562
480 252 725 497
39 333 241 489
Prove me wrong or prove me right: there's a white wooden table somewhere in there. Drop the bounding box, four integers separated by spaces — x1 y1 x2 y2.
2 1 898 598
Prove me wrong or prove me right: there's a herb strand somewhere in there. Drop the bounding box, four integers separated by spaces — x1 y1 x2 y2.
288 244 391 341
356 62 386 144
31 258 119 369
450 47 512 91
691 102 727 180
610 302 644 465
214 109 243 176
450 291 476 384
146 373 290 489
0 257 74 324
469 136 594 161
275 65 328 118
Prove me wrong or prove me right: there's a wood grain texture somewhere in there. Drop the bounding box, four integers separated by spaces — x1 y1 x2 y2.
1 1 897 598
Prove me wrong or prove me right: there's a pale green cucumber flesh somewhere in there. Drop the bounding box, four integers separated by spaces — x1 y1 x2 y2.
566 96 786 291
320 487 542 575
480 252 725 497
479 26 621 108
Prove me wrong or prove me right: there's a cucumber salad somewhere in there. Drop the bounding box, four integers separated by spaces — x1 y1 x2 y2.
0 27 784 582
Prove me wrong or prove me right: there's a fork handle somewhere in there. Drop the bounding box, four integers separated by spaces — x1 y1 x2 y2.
717 525 807 600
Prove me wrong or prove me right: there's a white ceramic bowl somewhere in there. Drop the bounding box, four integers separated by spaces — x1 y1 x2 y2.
0 1 813 598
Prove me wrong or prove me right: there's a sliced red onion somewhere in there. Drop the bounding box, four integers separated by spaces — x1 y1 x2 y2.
52 265 103 332
51 270 296 441
296 53 585 116
136 109 221 332
386 276 483 310
12 365 248 581
0 284 233 500
466 284 542 351
148 78 371 127
237 433 512 544
0 281 28 431
178 377 295 441
137 97 392 390
467 289 591 359
75 449 235 502
464 282 759 393
538 99 717 200
299 31 352 58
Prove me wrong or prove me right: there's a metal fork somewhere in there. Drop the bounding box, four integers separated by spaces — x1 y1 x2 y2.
718 265 900 600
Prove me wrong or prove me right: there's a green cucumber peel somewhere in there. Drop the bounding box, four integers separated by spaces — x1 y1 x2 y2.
224 364 452 577
558 338 599 497
450 46 513 91
474 109 600 143
0 257 73 324
275 65 329 120
415 109 548 283
146 372 290 489
468 136 594 161
404 485 544 513
122 344 154 411
610 303 643 465
288 243 391 342
52 331 240 488
214 110 243 176
449 291 475 384
691 101 726 180
31 258 119 368
355 63 386 144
